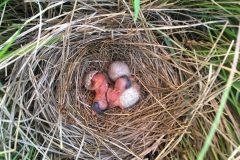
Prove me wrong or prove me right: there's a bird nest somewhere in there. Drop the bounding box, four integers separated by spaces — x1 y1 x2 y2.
4 8 204 160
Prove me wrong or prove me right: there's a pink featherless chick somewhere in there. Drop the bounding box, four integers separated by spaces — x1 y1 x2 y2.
107 61 141 109
107 76 140 109
84 71 109 114
107 75 132 108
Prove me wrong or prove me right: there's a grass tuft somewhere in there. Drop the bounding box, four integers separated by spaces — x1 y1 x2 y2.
197 25 240 160
0 0 240 159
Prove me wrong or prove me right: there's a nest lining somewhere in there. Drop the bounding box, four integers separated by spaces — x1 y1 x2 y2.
5 11 203 160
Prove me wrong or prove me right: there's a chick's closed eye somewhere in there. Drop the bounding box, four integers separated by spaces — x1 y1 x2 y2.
92 102 106 114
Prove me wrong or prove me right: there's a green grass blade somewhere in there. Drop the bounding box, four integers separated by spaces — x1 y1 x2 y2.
197 26 240 160
0 27 22 59
0 34 62 65
133 0 140 22
0 0 9 10
0 1 64 60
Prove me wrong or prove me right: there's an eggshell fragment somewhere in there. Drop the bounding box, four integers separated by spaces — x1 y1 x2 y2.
84 70 98 90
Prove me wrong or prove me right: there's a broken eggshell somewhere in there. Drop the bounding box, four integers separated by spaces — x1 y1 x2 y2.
84 70 98 90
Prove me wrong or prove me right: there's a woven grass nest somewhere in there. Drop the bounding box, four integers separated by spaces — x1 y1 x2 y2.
4 8 207 160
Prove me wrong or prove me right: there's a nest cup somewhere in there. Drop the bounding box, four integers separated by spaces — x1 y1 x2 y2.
7 11 201 159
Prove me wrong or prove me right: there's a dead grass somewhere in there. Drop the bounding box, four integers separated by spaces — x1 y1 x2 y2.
0 1 239 160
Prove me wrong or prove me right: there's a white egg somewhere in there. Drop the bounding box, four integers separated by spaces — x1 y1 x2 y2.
108 61 130 81
119 83 140 108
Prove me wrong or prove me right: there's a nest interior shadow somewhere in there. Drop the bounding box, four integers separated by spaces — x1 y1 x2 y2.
6 10 202 160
